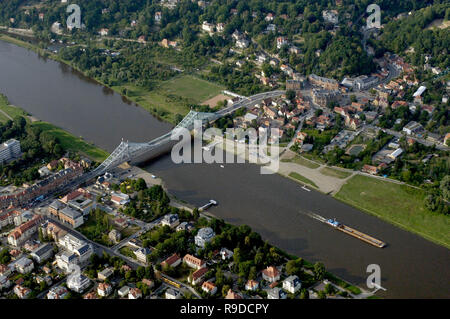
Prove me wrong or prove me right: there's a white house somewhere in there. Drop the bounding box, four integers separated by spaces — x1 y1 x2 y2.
165 288 181 299
195 227 215 248
202 21 215 33
67 273 90 293
161 214 180 228
219 247 234 260
118 286 130 298
97 283 113 297
15 257 34 274
283 275 302 294
268 287 287 299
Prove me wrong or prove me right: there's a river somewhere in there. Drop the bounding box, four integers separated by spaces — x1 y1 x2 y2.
0 39 448 298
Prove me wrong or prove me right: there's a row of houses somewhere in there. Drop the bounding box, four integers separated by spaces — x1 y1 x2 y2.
0 162 83 210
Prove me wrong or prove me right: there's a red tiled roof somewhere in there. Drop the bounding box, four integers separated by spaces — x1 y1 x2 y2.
262 266 279 279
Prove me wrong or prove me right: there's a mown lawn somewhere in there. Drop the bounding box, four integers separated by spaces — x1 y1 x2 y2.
158 75 224 103
320 167 352 179
111 84 190 124
335 175 450 248
288 172 319 188
282 155 321 169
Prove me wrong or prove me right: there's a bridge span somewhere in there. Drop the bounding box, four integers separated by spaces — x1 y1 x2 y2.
74 90 284 184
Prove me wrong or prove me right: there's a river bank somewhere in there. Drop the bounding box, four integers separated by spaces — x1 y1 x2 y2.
0 93 108 162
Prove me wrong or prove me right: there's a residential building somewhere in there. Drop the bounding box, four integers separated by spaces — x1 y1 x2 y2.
268 287 287 299
362 164 379 175
225 289 242 299
56 251 78 272
165 288 181 299
14 285 31 299
7 215 42 246
312 89 339 107
110 192 130 206
262 266 280 283
161 214 180 228
0 164 83 210
286 79 303 91
161 253 181 268
308 74 339 90
30 243 54 264
388 148 403 160
195 227 215 248
202 281 217 295
98 268 114 281
219 248 234 260
402 121 423 135
48 199 65 217
245 279 259 291
0 139 21 163
236 38 249 49
67 273 91 293
38 166 51 177
97 283 113 297
118 286 130 298
322 10 339 24
283 275 302 294
134 247 151 264
59 207 84 228
0 275 11 290
154 12 162 23
108 229 121 243
47 286 69 299
202 21 215 33
128 287 142 299
189 266 208 285
276 36 288 49
99 28 109 36
14 257 34 274
354 75 378 90
84 291 98 299
0 264 12 277
183 254 205 269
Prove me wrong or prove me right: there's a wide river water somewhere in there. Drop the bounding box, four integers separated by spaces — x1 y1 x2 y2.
0 40 448 298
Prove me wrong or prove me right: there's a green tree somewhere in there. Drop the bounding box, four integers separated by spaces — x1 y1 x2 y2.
313 262 326 281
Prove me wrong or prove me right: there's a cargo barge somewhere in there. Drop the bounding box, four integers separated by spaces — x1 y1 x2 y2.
325 218 387 248
304 211 386 248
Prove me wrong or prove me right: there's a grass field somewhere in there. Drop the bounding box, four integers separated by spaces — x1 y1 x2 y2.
119 246 137 260
282 155 321 169
288 172 319 188
32 122 109 162
158 75 224 103
0 94 29 122
114 75 224 124
335 175 450 248
320 167 352 179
